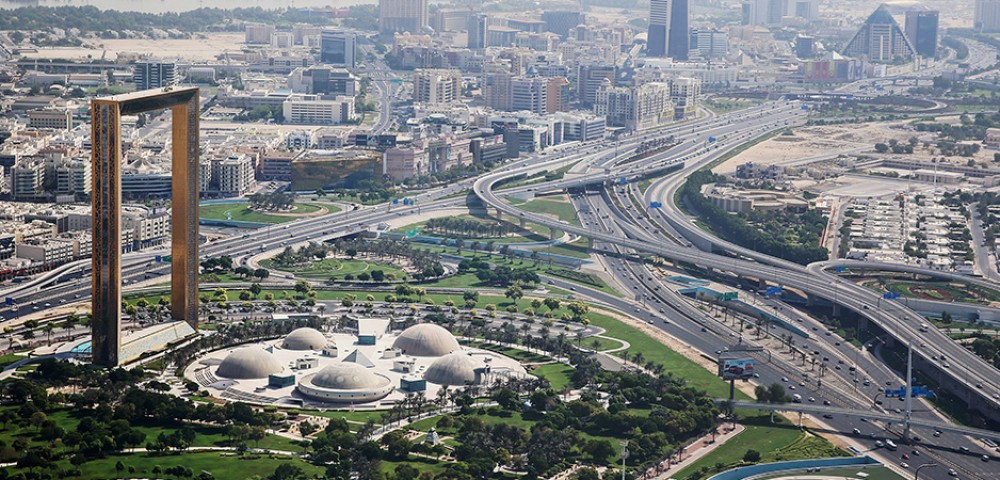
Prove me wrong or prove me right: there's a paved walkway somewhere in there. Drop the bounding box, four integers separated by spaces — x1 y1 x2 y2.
647 424 746 480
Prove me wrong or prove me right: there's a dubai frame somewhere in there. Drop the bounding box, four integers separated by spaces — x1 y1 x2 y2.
91 87 200 366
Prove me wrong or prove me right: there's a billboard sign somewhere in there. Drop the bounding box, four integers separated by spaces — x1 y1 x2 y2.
720 357 754 380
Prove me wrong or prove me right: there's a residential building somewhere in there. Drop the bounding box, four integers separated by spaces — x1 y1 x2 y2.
379 0 429 34
245 23 276 44
546 77 570 114
11 160 45 200
594 80 675 131
842 5 916 62
133 62 176 90
55 160 90 197
412 69 462 104
905 9 939 57
210 156 256 196
670 77 700 119
27 109 72 130
320 30 357 69
258 150 300 181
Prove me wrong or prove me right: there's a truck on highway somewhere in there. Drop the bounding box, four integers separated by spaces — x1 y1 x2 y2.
885 440 898 450
792 394 802 403
919 323 929 332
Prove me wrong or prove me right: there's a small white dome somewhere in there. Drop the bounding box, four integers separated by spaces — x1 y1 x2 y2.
281 327 327 350
309 362 390 390
424 352 480 386
216 346 282 379
392 324 460 357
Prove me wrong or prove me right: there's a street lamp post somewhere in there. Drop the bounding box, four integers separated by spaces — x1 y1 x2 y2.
620 440 628 480
914 463 937 480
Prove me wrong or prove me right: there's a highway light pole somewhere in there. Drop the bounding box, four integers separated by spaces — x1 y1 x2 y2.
904 340 913 442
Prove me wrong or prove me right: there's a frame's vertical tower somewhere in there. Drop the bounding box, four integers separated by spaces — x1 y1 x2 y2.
90 87 200 367
91 100 123 366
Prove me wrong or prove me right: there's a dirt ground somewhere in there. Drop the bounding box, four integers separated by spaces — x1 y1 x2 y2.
21 33 248 62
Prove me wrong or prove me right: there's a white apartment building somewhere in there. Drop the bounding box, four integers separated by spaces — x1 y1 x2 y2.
411 69 463 104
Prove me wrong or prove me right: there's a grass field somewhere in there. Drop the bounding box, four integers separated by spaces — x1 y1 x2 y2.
199 202 334 224
507 196 581 227
674 416 845 480
260 257 406 281
529 363 575 391
70 452 322 480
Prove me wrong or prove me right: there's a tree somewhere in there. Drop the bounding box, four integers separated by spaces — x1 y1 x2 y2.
504 285 524 305
249 283 263 298
268 463 305 480
743 449 761 463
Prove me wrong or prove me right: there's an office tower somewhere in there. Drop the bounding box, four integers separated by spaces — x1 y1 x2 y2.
843 5 915 62
668 0 690 60
905 9 939 57
542 11 584 39
411 69 462 104
648 0 689 60
467 14 488 49
976 0 1000 31
690 28 728 60
648 0 670 57
245 23 275 44
132 62 175 90
320 30 356 69
792 0 818 21
742 0 792 26
379 0 429 34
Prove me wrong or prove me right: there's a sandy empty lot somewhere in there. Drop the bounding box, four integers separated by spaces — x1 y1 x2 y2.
21 33 248 62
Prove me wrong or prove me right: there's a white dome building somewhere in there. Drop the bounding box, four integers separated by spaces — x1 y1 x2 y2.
297 362 394 403
392 324 461 357
281 327 327 350
216 346 283 379
424 352 482 386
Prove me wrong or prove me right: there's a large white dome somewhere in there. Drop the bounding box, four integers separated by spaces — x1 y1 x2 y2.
392 324 460 357
424 352 480 386
309 363 390 390
281 327 327 350
216 346 282 379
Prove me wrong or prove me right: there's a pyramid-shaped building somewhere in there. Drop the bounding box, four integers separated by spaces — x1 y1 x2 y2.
842 5 915 62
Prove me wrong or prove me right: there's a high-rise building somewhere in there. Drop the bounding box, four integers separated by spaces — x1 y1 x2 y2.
379 0 429 34
668 0 690 60
577 64 616 106
842 5 915 63
690 29 728 60
670 77 700 119
792 0 818 21
411 69 462 104
542 11 584 39
742 0 790 25
648 0 690 60
467 14 488 49
510 76 548 114
133 62 175 90
795 35 816 59
905 9 939 57
976 0 1000 31
648 0 670 57
320 31 356 69
546 77 570 113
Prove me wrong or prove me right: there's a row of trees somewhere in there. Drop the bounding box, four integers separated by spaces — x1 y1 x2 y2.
248 192 295 211
271 239 445 282
425 217 516 239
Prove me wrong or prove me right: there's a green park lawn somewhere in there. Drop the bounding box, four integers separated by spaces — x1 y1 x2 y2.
67 452 321 480
199 202 333 224
506 196 582 226
529 363 575 391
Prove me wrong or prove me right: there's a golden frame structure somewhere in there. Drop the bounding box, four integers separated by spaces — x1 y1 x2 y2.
91 87 200 366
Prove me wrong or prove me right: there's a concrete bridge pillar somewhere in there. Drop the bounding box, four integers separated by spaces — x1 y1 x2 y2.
549 227 561 240
519 217 527 229
832 303 841 317
494 207 503 222
806 294 817 307
858 316 868 333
